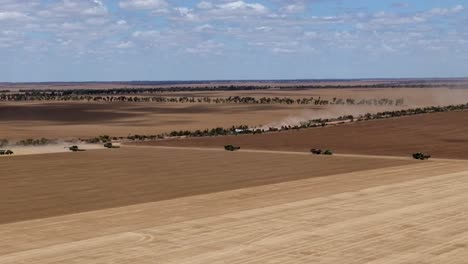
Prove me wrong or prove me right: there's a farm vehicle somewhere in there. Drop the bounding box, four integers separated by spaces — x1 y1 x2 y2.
69 146 85 152
412 152 431 160
0 149 14 155
225 145 241 151
104 143 120 149
311 149 333 155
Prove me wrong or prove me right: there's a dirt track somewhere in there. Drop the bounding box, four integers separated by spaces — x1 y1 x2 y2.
0 150 467 263
138 110 468 160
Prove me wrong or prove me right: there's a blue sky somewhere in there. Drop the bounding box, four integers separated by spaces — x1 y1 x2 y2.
0 0 467 81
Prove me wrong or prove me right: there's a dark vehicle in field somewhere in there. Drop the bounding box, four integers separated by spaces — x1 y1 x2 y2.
412 152 431 160
0 149 14 155
104 143 120 149
310 149 322 155
224 145 241 151
310 149 333 155
69 146 85 152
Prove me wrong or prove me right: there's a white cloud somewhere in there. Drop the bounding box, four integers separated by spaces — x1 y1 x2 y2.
205 1 269 17
61 22 84 31
115 41 134 49
185 40 224 55
280 4 306 14
119 0 168 11
37 0 109 18
255 26 272 32
0 11 31 21
133 30 160 38
429 5 464 16
195 24 214 32
197 1 213 9
272 47 295 54
174 7 198 21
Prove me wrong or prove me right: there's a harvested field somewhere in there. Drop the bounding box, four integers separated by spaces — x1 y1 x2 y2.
139 110 468 160
0 147 412 224
0 147 468 263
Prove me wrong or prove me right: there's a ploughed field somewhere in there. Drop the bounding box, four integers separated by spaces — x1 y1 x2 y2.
141 110 468 160
1 146 468 263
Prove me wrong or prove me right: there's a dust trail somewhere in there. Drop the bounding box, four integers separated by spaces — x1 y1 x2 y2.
260 105 404 129
261 89 468 129
1 143 105 156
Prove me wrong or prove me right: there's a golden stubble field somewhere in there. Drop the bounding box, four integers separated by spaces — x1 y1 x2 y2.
1 146 468 263
1 87 468 140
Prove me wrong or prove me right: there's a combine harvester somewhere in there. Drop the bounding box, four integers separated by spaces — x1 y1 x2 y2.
104 143 120 149
310 149 333 155
412 152 431 160
0 149 14 156
224 145 241 151
69 146 86 152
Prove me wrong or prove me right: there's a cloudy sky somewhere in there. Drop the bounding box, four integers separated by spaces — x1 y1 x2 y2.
1 0 467 81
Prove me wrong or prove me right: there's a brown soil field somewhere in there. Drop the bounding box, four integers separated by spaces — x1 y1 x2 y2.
0 147 412 224
140 110 468 160
0 102 301 139
1 88 468 140
0 147 467 263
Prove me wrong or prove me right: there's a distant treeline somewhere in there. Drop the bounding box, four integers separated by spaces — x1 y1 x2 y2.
98 103 468 142
7 81 466 95
0 93 404 106
19 86 270 95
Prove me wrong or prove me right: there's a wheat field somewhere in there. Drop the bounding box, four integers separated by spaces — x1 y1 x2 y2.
1 147 468 263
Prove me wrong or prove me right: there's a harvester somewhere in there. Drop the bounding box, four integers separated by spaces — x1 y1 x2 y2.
412 152 431 160
69 146 85 152
310 149 322 155
310 149 333 155
104 143 120 149
0 149 14 155
224 145 241 151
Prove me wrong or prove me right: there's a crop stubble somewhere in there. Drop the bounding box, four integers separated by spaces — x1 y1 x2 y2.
0 147 467 263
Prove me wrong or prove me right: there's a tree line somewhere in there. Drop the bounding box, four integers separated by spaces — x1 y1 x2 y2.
0 93 405 106
112 102 468 142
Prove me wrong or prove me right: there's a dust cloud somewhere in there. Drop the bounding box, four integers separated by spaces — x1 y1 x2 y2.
261 88 468 129
1 143 105 157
